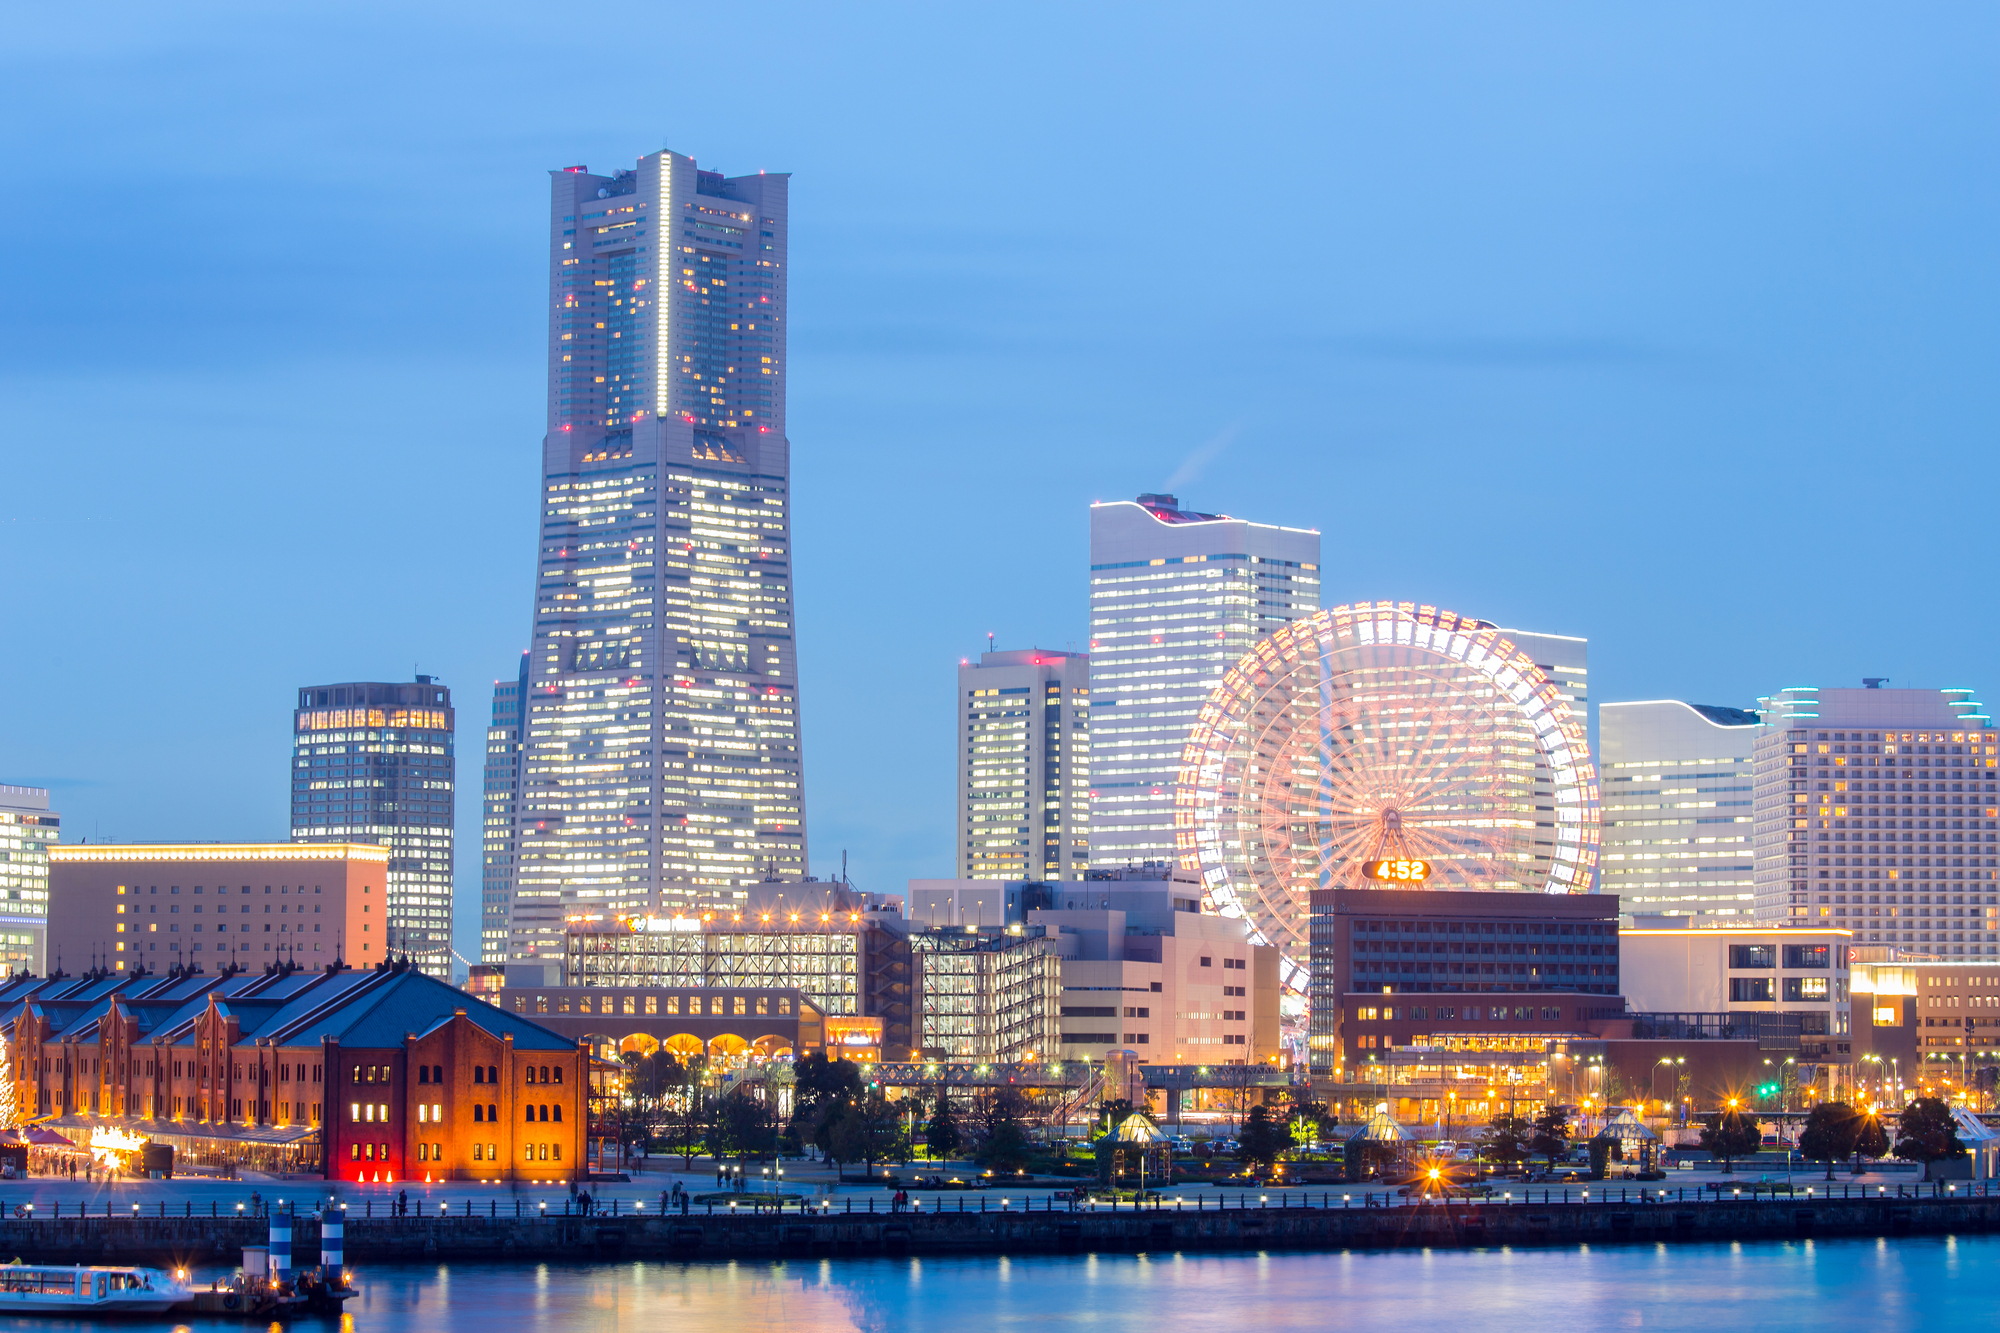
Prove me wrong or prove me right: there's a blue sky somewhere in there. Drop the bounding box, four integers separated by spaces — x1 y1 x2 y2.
3 4 1996 964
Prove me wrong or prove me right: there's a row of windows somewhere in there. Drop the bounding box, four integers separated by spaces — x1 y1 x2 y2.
518 993 791 1017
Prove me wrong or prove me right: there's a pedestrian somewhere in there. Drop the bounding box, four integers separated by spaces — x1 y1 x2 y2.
397 1188 408 1217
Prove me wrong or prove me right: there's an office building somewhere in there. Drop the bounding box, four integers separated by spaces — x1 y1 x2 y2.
7 962 584 1183
1600 701 1759 922
958 649 1090 880
46 843 387 972
511 148 807 963
1087 494 1319 869
1619 921 1853 1063
0 785 57 972
292 679 456 975
480 654 529 964
1029 866 1282 1065
1305 887 1622 1077
1753 685 1997 950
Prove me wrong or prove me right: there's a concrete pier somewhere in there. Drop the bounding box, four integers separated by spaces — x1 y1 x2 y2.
0 1192 1993 1265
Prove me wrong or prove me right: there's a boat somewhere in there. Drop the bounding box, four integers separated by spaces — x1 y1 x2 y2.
0 1263 191 1313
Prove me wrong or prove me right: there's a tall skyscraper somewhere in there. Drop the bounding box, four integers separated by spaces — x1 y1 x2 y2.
1087 493 1319 870
1600 700 1759 922
1494 627 1595 892
0 784 56 971
1753 684 1997 957
480 652 529 964
510 148 807 963
291 678 455 975
958 649 1090 880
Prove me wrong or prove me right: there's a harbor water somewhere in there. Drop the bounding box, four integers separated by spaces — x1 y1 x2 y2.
0 1234 1988 1331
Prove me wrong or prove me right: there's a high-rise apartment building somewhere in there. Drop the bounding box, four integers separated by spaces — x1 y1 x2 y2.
959 649 1089 880
0 784 56 971
510 148 807 964
1600 700 1759 922
1087 494 1319 869
480 653 529 964
1753 685 1997 957
291 679 455 976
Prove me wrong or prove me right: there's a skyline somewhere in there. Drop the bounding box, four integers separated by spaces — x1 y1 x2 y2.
5 5 1999 968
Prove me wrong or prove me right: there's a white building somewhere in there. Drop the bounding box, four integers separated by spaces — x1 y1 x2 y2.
1495 627 1593 891
1087 494 1319 870
1620 923 1853 1063
1753 685 1997 956
0 784 55 972
481 654 527 964
1601 700 1759 922
958 649 1089 880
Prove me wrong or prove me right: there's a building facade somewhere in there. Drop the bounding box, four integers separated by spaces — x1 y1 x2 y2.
481 655 529 964
1619 922 1853 1063
910 930 1061 1064
958 649 1089 880
1752 685 1997 954
1600 701 1759 922
9 962 584 1183
1306 888 1622 1077
291 679 456 976
47 843 388 974
1087 494 1319 870
511 148 808 964
0 784 56 972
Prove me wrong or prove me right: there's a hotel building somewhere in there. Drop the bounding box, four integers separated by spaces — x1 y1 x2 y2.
511 148 807 963
1600 701 1759 922
1753 685 1997 953
291 679 456 976
46 843 387 973
1087 494 1318 870
0 785 56 972
958 648 1090 880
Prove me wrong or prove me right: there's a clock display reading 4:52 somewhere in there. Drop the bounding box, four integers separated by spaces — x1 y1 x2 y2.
1362 858 1431 883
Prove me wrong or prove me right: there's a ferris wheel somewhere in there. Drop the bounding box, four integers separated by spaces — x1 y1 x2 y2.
1176 600 1599 992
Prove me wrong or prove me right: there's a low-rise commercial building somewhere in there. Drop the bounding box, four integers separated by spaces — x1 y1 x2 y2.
1850 957 2000 1102
1620 923 1852 1065
8 960 583 1183
47 843 387 974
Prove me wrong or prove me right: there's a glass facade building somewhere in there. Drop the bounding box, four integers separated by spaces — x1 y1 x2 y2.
480 653 528 964
510 148 807 965
1600 700 1759 922
958 648 1090 880
1753 685 1998 957
290 679 455 976
1087 494 1319 870
0 784 56 972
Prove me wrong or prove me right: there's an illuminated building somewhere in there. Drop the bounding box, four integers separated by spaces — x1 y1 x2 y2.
911 929 1060 1063
291 679 455 977
1088 495 1318 872
1620 922 1852 1062
480 654 528 964
958 648 1089 880
510 147 806 965
47 843 386 972
1753 684 1997 952
6 962 584 1182
0 785 56 972
1600 701 1759 922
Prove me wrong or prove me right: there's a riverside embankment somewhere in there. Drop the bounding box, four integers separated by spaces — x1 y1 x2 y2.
2 1187 1998 1264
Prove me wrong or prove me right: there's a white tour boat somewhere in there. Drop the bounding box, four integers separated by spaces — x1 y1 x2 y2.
0 1263 190 1313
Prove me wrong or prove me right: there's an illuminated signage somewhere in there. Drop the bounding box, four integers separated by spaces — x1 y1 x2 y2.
1362 858 1432 883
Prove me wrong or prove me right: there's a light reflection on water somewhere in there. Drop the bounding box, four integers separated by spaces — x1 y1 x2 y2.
0 1237 1988 1332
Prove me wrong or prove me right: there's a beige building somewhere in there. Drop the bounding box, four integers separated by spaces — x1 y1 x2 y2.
1620 922 1854 1065
48 844 389 974
1033 868 1282 1066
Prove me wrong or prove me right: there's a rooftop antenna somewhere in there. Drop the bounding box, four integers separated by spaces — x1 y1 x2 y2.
987 632 995 657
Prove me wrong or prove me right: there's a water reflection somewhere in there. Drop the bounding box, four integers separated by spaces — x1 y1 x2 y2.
0 1239 1993 1332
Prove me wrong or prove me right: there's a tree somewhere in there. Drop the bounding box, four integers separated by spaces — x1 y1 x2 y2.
977 1088 1032 1173
1288 1099 1331 1153
1851 1108 1890 1174
1234 1104 1289 1173
713 1087 778 1170
925 1091 962 1161
1895 1096 1966 1175
827 1087 905 1178
1531 1105 1572 1171
1699 1108 1762 1175
1797 1102 1860 1180
1481 1114 1533 1170
1099 1099 1137 1135
792 1054 861 1128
